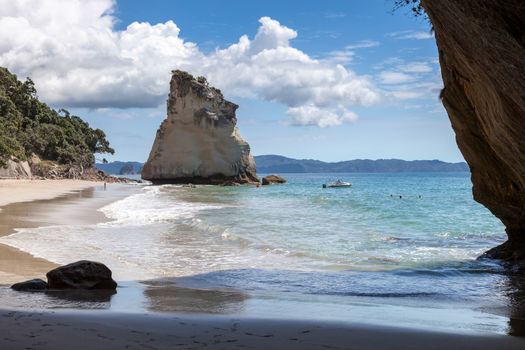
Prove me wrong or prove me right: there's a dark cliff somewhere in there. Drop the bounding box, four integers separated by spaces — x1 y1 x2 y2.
421 0 525 265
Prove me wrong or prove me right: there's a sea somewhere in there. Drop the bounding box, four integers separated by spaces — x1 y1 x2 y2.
2 172 524 335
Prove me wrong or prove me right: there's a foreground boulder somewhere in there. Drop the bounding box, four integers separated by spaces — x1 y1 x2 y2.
11 278 47 292
262 175 287 185
141 71 259 185
421 0 525 266
46 260 117 290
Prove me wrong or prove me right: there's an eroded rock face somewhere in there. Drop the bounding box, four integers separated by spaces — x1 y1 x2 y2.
46 260 117 290
421 1 525 260
0 157 31 178
142 71 258 185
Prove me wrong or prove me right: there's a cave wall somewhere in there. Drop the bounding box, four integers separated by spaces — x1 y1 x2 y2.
421 0 525 242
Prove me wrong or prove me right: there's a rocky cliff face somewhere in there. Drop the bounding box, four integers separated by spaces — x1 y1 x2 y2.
421 0 525 264
142 71 258 184
0 157 31 178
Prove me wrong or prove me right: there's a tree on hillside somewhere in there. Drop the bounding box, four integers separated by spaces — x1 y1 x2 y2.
0 67 114 169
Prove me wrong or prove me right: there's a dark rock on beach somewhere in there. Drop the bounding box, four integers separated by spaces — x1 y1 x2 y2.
261 175 287 185
46 260 117 290
478 240 525 273
10 278 48 292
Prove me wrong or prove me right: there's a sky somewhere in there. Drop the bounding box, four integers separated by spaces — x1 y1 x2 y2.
0 0 464 163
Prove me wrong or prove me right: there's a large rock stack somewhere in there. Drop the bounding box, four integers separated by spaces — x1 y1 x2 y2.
142 71 258 185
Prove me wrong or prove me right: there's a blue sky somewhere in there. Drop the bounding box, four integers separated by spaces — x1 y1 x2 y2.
0 0 463 163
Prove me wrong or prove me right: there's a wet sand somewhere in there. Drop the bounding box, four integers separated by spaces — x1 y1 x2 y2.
1 309 524 350
0 179 100 208
0 180 138 284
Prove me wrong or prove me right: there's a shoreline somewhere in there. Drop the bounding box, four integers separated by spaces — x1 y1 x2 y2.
0 179 101 209
0 180 139 285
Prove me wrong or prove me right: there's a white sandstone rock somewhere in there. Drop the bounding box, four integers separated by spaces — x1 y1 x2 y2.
142 71 258 184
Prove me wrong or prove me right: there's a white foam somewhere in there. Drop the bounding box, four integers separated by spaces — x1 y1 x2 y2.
0 186 230 280
99 186 226 226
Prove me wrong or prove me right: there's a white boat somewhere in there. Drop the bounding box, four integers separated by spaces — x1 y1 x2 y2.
323 180 352 188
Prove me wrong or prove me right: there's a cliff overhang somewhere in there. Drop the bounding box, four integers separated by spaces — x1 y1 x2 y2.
420 0 525 268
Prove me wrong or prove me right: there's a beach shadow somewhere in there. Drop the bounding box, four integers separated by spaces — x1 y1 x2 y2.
141 279 248 314
506 272 525 336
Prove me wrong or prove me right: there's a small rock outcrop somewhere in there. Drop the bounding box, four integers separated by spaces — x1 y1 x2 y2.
11 278 47 292
142 71 258 185
0 157 31 178
261 175 287 185
46 260 117 290
421 0 525 265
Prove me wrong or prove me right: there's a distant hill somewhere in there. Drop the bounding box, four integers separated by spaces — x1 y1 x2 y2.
96 161 143 175
254 155 469 173
97 156 469 175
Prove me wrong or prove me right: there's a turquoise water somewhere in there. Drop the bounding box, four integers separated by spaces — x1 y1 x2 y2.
2 172 525 334
183 172 505 271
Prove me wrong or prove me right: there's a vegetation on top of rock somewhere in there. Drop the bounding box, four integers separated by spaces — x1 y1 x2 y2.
171 69 195 81
196 76 208 85
0 67 114 167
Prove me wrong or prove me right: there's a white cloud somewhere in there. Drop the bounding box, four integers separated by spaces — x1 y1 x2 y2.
379 71 416 84
387 90 425 100
345 40 380 50
0 0 380 128
384 80 443 101
324 49 356 65
287 105 357 128
387 30 434 40
374 57 439 100
324 40 379 65
398 62 433 73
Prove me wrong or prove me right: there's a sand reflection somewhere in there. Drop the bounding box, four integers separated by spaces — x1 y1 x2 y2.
142 279 247 314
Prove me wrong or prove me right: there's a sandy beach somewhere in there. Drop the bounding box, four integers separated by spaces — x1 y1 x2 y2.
0 180 135 284
0 179 101 208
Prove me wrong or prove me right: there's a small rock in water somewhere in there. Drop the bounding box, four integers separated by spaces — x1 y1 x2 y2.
10 278 47 292
46 260 117 290
261 175 287 185
219 180 241 186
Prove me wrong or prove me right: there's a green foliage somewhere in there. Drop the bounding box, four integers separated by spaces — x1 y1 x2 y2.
196 76 208 85
0 67 114 168
171 69 194 81
393 0 425 16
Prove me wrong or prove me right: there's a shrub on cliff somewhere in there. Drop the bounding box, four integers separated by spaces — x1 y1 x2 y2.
0 67 114 168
